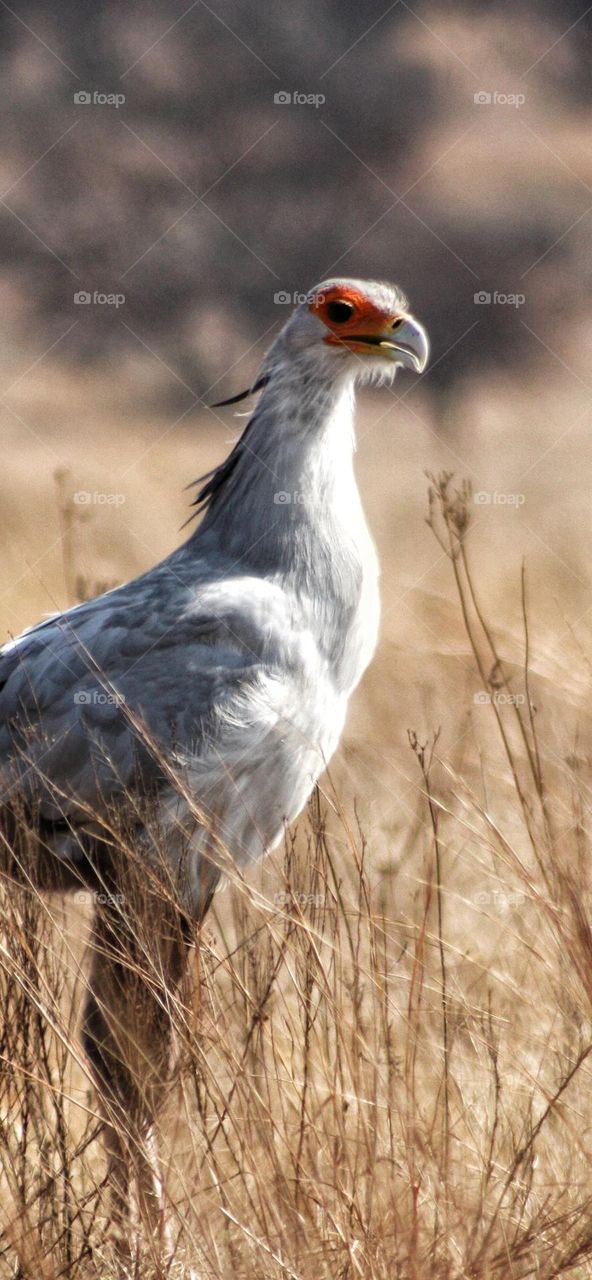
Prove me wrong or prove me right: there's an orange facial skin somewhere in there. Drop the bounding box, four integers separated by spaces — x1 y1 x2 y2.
309 285 403 350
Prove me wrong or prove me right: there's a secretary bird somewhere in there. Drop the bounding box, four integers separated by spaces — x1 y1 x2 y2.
0 278 428 1258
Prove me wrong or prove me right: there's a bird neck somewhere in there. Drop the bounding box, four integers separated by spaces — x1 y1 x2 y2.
186 365 379 688
194 366 364 572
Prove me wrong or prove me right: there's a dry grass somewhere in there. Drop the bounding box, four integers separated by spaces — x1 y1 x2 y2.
1 442 592 1280
0 3 589 1267
1 345 592 1274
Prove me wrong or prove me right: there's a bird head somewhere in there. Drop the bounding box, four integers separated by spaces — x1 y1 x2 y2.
275 277 429 386
210 278 429 409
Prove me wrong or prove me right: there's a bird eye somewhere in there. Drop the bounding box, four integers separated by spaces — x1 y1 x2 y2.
326 299 355 324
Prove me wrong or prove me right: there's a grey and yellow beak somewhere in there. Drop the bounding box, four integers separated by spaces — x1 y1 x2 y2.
385 314 429 373
334 313 429 373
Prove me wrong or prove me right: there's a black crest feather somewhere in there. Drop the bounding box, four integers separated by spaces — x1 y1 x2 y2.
183 374 269 523
209 373 269 408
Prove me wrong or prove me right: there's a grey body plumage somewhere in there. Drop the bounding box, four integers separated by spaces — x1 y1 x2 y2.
0 280 428 914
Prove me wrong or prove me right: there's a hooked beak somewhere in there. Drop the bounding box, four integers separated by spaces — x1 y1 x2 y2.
328 313 429 373
379 314 429 373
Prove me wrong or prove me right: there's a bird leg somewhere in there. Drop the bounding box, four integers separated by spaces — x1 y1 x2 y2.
102 1119 132 1263
81 889 189 1266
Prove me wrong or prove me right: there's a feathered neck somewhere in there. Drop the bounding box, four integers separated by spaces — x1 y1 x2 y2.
187 362 359 564
183 361 376 683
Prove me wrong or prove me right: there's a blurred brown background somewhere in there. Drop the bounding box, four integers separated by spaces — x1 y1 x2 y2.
1 0 591 863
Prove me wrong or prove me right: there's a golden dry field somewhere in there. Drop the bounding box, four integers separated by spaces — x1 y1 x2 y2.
0 0 591 1274
1 346 592 1278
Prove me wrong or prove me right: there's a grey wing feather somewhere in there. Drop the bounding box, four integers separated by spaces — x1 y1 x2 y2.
0 559 288 824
